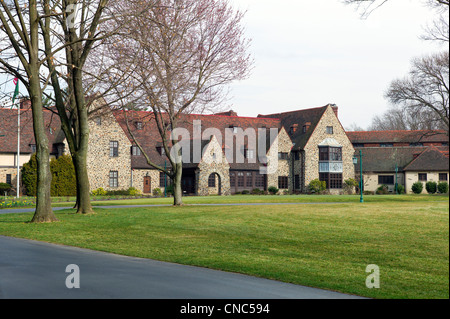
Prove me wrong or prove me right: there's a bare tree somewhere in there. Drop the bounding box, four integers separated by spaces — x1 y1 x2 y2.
101 0 253 206
0 0 58 222
385 51 449 134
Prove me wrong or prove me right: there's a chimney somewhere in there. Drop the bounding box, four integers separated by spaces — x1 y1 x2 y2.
290 124 298 135
303 122 311 133
20 98 31 110
330 104 338 118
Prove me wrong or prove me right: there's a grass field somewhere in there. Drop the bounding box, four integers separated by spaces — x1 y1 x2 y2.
0 197 448 299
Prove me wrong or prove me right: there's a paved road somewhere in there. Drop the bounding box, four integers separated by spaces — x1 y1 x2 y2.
0 236 363 299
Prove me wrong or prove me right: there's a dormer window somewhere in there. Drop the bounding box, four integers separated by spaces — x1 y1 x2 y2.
157 146 166 156
136 122 143 130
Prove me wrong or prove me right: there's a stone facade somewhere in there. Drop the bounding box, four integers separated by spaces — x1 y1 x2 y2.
266 127 293 192
87 110 132 191
196 136 231 196
302 106 355 194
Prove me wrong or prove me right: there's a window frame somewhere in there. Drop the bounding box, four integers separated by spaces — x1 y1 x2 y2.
439 173 448 181
378 175 394 185
418 173 428 182
208 173 216 188
278 176 289 189
326 126 334 134
109 171 119 188
110 141 119 157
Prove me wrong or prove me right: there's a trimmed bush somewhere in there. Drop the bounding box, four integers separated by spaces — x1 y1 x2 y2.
268 186 279 195
396 184 405 194
21 154 38 196
437 182 448 194
376 184 389 195
91 187 107 196
127 187 141 196
411 181 423 194
50 154 76 196
308 179 326 194
241 190 250 195
153 188 162 197
425 181 437 194
0 183 12 194
343 178 358 194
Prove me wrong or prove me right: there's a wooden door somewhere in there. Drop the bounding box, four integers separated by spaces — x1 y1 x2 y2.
143 176 151 194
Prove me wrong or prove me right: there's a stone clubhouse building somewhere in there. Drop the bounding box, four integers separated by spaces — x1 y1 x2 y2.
0 99 448 196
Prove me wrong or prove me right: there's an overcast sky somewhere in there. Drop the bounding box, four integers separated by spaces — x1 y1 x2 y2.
227 0 440 130
0 0 441 131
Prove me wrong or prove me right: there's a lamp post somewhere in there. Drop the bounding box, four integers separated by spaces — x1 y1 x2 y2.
353 150 364 203
395 164 398 195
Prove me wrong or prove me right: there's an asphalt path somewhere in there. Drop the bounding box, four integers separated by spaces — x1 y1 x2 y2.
0 235 363 299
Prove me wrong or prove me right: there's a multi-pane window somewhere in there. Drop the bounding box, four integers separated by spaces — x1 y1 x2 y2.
245 149 255 159
380 143 393 147
110 141 119 157
131 146 141 156
439 173 448 181
6 174 12 186
136 122 143 130
278 152 288 160
320 173 342 189
418 173 427 181
246 172 253 187
319 147 342 161
378 175 394 185
278 176 288 189
326 126 333 134
208 173 216 187
237 172 244 187
255 173 265 189
160 171 169 187
230 172 236 187
109 171 118 188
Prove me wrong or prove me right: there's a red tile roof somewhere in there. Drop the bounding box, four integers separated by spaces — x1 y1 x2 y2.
347 130 449 144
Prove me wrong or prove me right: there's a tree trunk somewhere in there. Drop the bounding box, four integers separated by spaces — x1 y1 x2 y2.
29 82 58 223
72 152 94 214
173 161 183 206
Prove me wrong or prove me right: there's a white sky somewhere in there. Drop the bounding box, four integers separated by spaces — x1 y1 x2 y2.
227 0 440 129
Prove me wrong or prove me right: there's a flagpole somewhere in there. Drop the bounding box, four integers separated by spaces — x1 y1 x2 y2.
16 98 20 199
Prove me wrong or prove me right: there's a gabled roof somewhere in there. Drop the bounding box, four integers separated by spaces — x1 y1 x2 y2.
403 145 449 172
114 110 282 170
354 146 449 173
347 130 449 144
258 105 328 150
0 107 63 154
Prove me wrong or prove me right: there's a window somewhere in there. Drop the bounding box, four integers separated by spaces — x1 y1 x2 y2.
208 173 216 187
278 176 289 189
157 146 166 156
109 171 118 188
94 117 101 126
320 173 343 189
245 149 255 159
230 172 236 187
418 173 427 181
131 146 141 156
110 141 119 157
353 143 364 148
237 172 244 187
278 152 288 160
6 174 12 186
439 173 448 181
255 173 265 189
294 152 300 161
378 175 394 185
410 142 423 147
380 143 393 147
294 175 300 190
246 172 253 187
136 122 143 130
159 171 170 187
326 126 333 134
319 146 342 161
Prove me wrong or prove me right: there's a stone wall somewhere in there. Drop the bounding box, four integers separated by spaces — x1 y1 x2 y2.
87 110 132 191
302 105 355 193
266 127 293 192
197 136 231 196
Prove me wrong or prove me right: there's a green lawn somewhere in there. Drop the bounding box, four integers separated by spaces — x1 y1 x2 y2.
0 199 448 299
47 193 449 207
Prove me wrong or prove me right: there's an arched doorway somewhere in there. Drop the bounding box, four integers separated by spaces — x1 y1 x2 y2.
208 172 222 195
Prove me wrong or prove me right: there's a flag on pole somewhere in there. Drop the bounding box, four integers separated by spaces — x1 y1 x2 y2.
12 75 19 105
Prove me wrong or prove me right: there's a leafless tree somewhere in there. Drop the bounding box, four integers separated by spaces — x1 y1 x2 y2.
385 51 449 134
99 0 253 206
